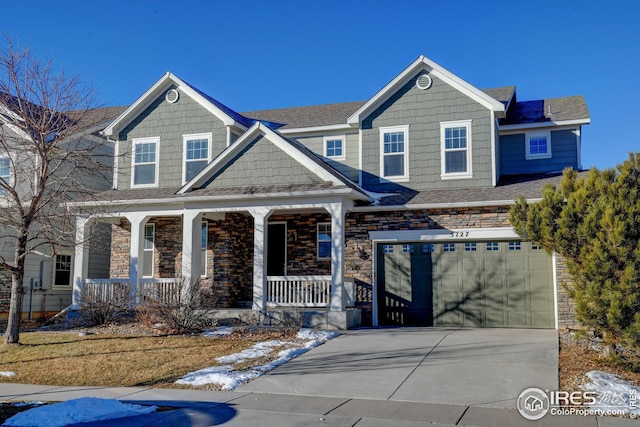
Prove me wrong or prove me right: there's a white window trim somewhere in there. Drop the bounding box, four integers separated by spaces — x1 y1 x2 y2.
440 119 473 180
323 135 346 161
183 132 213 184
317 222 331 260
131 137 160 188
52 253 74 289
379 125 409 182
143 223 155 278
201 221 208 278
525 130 552 160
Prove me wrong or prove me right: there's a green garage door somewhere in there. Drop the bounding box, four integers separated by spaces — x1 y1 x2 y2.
377 241 554 328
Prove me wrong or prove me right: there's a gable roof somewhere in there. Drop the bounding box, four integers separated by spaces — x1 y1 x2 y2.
102 72 253 137
347 55 507 125
178 121 371 201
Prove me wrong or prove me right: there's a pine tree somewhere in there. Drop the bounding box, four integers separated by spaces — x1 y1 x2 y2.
510 153 640 348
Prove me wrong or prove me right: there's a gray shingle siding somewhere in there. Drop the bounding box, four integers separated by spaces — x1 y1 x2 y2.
499 129 579 175
293 132 359 183
117 86 228 190
360 73 494 192
204 136 324 188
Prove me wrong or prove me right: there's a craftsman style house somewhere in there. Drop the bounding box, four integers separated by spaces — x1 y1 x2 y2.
70 55 589 329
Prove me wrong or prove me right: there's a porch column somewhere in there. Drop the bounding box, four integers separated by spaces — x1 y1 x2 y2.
182 210 203 289
248 207 273 311
328 202 346 311
72 216 90 307
126 213 150 304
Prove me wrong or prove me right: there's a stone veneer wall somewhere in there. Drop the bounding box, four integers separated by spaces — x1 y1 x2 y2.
268 213 331 275
109 214 253 307
107 207 579 327
207 213 253 307
110 219 130 279
555 255 579 328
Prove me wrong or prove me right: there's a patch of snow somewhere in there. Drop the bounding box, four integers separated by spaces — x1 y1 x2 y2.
583 370 640 415
296 328 339 341
176 328 339 390
362 190 397 206
0 371 16 377
4 397 156 427
216 340 286 364
203 326 234 337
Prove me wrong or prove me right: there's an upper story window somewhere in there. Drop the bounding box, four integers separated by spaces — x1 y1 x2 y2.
441 120 472 179
132 137 159 188
380 125 409 181
526 131 552 159
183 133 212 183
324 136 346 160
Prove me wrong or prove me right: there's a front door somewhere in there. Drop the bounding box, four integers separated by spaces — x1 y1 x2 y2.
267 223 287 276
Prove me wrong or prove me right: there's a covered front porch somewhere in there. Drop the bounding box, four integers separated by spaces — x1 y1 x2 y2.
72 197 361 329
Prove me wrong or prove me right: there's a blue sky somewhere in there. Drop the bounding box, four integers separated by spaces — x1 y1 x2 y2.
3 1 638 169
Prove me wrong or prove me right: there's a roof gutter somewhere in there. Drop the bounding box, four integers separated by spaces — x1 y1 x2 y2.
352 198 543 212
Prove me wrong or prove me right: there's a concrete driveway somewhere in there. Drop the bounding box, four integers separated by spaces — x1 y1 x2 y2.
237 327 558 408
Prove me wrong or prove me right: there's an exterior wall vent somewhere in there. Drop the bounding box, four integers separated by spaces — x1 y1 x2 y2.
166 89 180 103
416 74 433 90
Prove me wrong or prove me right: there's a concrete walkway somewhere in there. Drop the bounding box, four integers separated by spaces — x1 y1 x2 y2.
0 328 637 426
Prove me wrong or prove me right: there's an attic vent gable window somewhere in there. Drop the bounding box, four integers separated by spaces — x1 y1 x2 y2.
132 137 159 187
183 133 212 183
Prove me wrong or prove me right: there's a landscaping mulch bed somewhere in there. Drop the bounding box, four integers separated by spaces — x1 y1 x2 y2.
559 329 640 394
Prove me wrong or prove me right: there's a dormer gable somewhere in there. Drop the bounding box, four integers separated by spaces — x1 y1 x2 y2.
103 72 253 138
347 55 506 126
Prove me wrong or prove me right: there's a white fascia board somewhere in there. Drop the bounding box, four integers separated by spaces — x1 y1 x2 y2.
352 198 542 212
69 188 366 211
279 123 354 135
369 227 519 242
499 118 590 132
347 55 505 125
104 72 243 137
103 72 172 136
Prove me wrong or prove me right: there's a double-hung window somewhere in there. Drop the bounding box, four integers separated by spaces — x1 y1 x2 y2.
525 131 552 159
132 137 159 187
184 133 212 183
53 254 73 288
317 223 331 259
324 136 345 160
380 125 409 181
441 120 472 179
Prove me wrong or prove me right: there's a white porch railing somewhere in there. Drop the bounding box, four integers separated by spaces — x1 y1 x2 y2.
83 275 356 309
266 275 331 307
82 279 133 305
139 278 184 305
